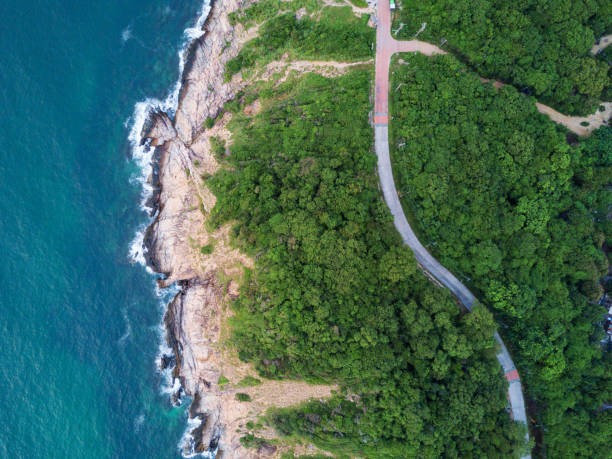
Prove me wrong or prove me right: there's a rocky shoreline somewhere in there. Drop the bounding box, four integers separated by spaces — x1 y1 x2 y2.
140 0 260 456
136 2 343 456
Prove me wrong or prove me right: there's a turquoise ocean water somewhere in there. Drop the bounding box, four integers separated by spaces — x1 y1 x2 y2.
0 1 208 457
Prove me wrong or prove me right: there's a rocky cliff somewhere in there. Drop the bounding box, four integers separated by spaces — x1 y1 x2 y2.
140 2 338 457
142 0 256 456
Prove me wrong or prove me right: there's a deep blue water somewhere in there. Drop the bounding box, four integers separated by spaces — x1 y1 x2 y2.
0 1 205 457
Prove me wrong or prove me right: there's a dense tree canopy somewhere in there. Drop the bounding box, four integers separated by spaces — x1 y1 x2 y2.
209 69 525 456
393 0 612 115
598 43 612 98
390 53 612 456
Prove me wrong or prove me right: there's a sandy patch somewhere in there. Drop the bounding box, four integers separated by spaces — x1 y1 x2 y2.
481 77 611 136
591 34 612 55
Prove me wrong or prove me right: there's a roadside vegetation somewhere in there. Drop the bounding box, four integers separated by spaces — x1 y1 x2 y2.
202 2 531 456
209 66 525 456
390 53 612 456
393 0 612 115
598 44 612 67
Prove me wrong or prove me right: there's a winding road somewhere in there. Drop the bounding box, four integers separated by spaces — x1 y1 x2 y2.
373 1 531 455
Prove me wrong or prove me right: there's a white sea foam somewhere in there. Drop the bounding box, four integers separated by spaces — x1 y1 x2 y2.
134 414 145 432
127 0 212 266
118 307 132 344
154 281 181 397
121 25 133 43
127 1 214 456
180 416 203 457
128 225 154 273
179 416 217 459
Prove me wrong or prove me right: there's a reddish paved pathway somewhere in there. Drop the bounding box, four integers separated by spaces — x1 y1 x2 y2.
374 4 445 120
373 1 530 456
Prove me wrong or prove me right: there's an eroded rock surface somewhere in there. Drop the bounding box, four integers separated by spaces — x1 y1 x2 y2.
142 1 335 457
143 0 257 456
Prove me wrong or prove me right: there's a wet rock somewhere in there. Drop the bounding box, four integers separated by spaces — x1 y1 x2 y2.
142 0 274 457
159 353 176 370
145 111 177 147
171 386 184 407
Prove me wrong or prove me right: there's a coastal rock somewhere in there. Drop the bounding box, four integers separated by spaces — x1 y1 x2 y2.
257 443 278 456
145 111 176 146
144 135 204 287
143 0 263 457
144 0 250 288
174 1 247 144
143 1 338 457
164 277 222 397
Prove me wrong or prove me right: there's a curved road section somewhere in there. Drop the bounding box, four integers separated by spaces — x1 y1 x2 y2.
373 1 530 455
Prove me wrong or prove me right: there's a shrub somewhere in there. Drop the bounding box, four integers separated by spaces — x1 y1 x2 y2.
236 393 252 402
200 244 214 255
204 116 216 129
210 137 226 161
239 434 265 448
236 376 262 387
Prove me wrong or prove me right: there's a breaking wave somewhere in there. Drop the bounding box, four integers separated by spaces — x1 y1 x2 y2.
125 1 213 457
126 0 212 229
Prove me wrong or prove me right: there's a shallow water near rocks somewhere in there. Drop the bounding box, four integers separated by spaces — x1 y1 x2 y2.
0 0 204 457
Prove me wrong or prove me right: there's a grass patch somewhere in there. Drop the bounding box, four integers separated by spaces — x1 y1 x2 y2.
200 244 214 255
236 375 262 387
210 137 226 161
217 374 230 388
235 392 252 402
240 433 266 448
204 116 216 129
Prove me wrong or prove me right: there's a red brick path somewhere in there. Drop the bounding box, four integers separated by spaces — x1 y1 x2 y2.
374 2 445 116
505 369 520 382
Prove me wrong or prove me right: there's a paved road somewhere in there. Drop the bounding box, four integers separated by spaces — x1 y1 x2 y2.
373 1 530 455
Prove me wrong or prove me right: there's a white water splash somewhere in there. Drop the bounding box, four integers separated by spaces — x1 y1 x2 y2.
118 307 132 344
153 281 181 395
134 414 145 432
127 0 213 264
180 416 217 459
126 2 214 457
121 25 133 43
128 224 152 270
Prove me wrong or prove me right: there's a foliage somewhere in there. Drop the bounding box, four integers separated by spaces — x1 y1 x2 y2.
210 137 226 161
394 0 612 115
218 374 230 387
236 392 252 402
280 454 336 459
236 375 262 387
200 244 213 255
239 433 267 448
226 5 374 78
390 53 612 456
204 116 216 129
210 69 525 456
229 0 322 29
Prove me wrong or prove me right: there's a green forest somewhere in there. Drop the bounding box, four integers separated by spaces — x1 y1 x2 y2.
201 0 612 456
208 69 526 456
393 0 612 115
389 53 612 456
